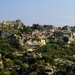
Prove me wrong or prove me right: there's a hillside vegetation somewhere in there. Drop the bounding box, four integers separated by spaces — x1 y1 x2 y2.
0 20 75 75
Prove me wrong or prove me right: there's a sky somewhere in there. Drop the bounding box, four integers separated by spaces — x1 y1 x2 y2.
0 0 75 27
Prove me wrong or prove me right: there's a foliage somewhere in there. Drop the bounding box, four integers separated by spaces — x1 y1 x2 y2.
38 42 75 60
14 60 22 65
1 22 75 74
21 63 28 71
0 70 11 75
32 36 41 41
53 32 63 37
4 59 13 68
28 57 37 64
19 25 31 33
5 52 17 60
9 38 24 51
29 72 35 75
63 36 69 42
10 69 19 75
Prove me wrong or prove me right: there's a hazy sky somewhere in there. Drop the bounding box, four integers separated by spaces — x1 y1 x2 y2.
0 0 75 26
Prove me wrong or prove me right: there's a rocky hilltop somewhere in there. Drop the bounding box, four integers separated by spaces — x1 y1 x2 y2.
0 19 24 29
0 20 75 75
0 20 75 50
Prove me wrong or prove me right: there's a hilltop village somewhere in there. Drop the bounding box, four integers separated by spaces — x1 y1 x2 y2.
1 20 75 48
0 20 75 75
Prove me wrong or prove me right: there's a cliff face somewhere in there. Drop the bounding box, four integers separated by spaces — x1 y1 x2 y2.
21 37 46 50
26 39 46 46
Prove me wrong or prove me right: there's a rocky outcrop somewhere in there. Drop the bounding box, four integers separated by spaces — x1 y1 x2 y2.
1 19 24 29
0 30 10 38
26 39 46 46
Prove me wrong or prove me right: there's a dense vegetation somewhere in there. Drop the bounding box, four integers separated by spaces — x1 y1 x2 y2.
38 42 75 59
0 21 75 75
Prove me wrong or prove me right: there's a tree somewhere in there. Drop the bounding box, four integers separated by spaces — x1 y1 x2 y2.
29 72 35 75
10 69 19 75
28 57 37 64
0 70 10 75
9 38 24 51
21 63 28 71
14 60 22 65
63 36 69 43
4 59 13 68
32 63 39 71
23 57 28 62
5 53 17 60
42 55 53 63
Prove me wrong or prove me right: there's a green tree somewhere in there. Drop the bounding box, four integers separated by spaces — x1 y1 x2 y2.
23 57 28 62
0 70 10 75
21 63 28 71
28 57 37 64
10 69 19 75
14 60 22 65
4 59 13 68
9 38 24 51
63 36 69 43
42 55 53 63
5 53 17 60
29 72 35 75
